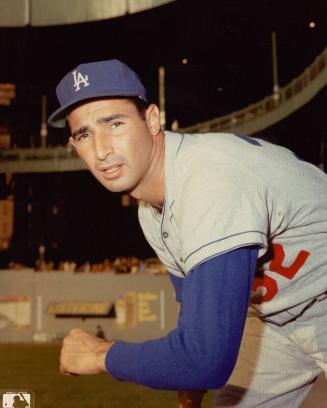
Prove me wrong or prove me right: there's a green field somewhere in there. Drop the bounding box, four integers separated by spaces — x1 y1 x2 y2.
0 344 214 407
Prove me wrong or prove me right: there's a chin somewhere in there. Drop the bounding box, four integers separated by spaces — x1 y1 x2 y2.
103 179 137 194
105 185 126 193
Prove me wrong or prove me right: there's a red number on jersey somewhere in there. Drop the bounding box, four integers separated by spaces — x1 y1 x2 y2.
252 243 310 304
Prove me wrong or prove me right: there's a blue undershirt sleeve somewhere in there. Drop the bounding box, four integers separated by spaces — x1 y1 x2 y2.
169 273 184 303
106 246 258 390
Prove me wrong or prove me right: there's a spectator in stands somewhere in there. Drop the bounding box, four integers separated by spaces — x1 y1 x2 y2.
101 258 113 272
76 260 91 272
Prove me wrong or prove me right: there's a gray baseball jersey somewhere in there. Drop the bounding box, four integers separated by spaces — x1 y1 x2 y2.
138 131 327 319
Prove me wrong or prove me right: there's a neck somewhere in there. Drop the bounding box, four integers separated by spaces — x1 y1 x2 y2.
130 131 165 208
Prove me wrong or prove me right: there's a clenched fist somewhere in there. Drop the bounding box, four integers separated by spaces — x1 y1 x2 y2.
60 328 114 375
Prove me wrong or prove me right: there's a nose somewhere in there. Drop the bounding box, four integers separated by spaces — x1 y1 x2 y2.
94 131 112 161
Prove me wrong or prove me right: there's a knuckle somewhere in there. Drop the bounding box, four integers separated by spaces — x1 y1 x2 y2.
70 328 83 335
62 336 69 346
59 352 65 366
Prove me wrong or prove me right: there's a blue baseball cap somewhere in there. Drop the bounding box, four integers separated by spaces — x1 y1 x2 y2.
48 59 148 128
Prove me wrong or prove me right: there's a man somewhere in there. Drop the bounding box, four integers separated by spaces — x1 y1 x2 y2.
12 394 28 408
49 59 327 407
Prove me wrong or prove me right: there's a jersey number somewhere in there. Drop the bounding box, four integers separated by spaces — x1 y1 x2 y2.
252 244 310 303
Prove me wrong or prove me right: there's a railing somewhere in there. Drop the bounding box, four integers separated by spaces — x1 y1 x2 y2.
1 46 326 173
179 46 327 135
0 145 86 173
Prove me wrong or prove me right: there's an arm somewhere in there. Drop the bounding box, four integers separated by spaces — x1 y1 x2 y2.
60 246 257 390
107 246 258 389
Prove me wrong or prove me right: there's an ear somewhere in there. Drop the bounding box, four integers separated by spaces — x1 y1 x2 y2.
69 137 78 154
69 136 75 147
146 104 161 136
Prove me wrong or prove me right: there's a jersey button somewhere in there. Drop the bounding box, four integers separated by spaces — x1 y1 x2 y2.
162 231 169 238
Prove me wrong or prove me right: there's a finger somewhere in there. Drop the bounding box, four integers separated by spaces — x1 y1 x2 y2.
59 363 66 375
61 370 80 376
59 364 79 376
69 328 85 335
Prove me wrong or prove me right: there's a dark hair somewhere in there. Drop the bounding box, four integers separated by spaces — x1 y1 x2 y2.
128 97 150 120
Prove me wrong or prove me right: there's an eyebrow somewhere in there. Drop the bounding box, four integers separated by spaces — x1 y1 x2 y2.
71 114 129 140
71 126 90 140
96 113 128 126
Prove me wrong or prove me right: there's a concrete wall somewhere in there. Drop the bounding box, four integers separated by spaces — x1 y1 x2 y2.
0 270 179 343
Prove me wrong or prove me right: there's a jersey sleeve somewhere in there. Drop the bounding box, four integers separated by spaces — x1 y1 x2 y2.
174 150 268 273
106 246 258 390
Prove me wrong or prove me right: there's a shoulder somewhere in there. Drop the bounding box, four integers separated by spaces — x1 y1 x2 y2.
165 131 258 169
167 132 260 185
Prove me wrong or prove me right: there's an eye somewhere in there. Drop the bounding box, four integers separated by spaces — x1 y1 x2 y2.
110 121 123 129
75 133 90 142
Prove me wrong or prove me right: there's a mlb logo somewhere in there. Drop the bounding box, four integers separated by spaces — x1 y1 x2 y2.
1 390 34 408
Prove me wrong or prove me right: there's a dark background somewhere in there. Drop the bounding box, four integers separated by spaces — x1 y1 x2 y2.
0 0 326 266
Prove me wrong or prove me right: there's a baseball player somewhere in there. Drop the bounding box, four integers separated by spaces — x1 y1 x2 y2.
49 59 327 408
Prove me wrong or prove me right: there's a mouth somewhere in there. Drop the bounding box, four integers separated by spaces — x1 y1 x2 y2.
99 163 124 180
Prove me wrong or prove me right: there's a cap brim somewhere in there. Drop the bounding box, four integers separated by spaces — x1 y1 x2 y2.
48 90 147 128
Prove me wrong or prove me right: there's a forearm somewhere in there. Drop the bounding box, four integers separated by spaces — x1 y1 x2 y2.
106 329 234 389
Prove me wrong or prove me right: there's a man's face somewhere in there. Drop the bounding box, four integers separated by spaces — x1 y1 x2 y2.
68 98 157 195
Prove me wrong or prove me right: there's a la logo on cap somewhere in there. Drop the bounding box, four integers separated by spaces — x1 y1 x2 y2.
72 70 89 91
